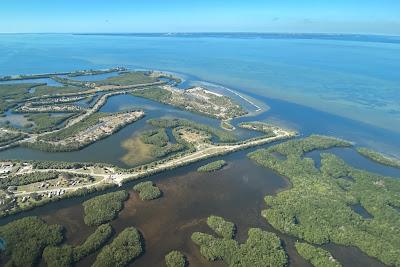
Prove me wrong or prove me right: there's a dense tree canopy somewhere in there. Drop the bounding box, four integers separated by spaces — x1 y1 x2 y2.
92 227 143 267
82 190 129 226
248 135 400 266
133 181 162 200
192 216 287 267
0 216 63 267
295 242 341 267
43 223 113 267
165 250 186 267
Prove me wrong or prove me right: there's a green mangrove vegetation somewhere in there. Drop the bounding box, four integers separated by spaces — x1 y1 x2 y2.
92 227 143 267
131 86 172 102
207 215 235 239
133 181 162 200
25 113 74 133
357 147 400 169
0 83 44 113
197 160 227 172
0 216 63 267
295 242 341 267
220 120 235 131
140 128 185 158
191 216 287 267
42 223 113 267
32 84 85 96
148 118 237 143
0 131 26 146
95 71 156 86
0 171 59 187
248 135 400 266
165 250 186 267
40 112 107 142
238 121 278 137
82 190 129 226
67 67 125 77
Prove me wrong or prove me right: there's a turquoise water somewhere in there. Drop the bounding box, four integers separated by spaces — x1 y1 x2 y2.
0 33 399 155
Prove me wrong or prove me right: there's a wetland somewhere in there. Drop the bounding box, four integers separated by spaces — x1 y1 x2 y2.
0 67 399 267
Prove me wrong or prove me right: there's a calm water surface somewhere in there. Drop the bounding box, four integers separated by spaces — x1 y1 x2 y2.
0 34 398 267
0 149 389 267
0 33 399 135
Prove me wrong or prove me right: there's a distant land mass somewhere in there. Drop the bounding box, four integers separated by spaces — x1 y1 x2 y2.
74 32 400 44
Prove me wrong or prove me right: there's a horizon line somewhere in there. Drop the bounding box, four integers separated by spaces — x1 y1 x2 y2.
0 31 399 37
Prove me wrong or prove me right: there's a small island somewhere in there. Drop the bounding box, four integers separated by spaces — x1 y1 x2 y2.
357 147 400 169
192 216 288 266
165 250 187 267
133 181 162 200
43 223 113 267
93 227 143 267
197 160 227 172
82 190 129 226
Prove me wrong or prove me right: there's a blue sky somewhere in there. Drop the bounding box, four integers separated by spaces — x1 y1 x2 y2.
1 0 399 35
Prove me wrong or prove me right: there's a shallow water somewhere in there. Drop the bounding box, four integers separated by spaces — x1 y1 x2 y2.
0 77 63 87
66 71 121 81
0 110 30 128
0 33 399 134
304 147 400 178
0 33 398 267
0 94 260 167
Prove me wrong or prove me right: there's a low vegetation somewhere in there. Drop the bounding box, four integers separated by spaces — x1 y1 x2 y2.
96 71 156 86
43 223 113 267
0 83 43 113
92 227 143 267
0 216 63 267
40 112 106 142
67 67 125 77
248 135 400 266
82 190 129 226
238 121 278 137
0 171 59 187
131 86 172 102
197 160 227 172
192 216 287 266
25 111 143 152
32 84 85 96
357 147 400 168
133 181 162 200
165 250 186 267
132 85 247 120
0 131 27 146
295 242 342 267
220 120 235 131
26 113 74 133
140 128 185 158
148 118 237 143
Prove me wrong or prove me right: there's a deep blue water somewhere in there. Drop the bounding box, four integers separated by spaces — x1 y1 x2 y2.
0 33 399 156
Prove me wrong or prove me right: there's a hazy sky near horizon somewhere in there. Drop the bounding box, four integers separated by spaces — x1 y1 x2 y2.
1 0 399 35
